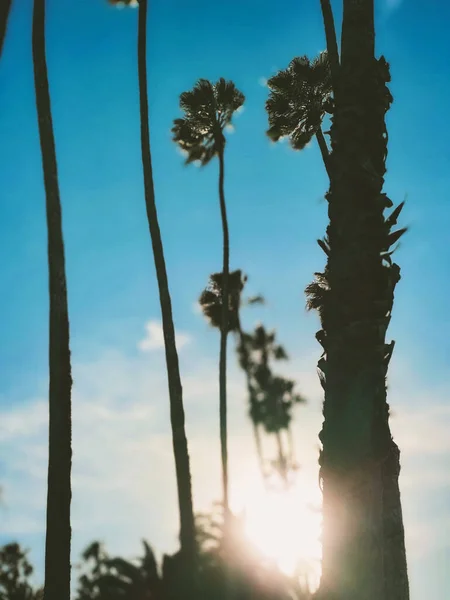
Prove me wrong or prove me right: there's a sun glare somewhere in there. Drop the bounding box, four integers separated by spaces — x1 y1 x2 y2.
231 472 322 590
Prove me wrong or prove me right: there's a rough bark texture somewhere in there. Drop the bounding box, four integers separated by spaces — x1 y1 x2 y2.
0 0 12 59
218 146 230 522
314 1 409 598
137 0 197 590
32 1 72 599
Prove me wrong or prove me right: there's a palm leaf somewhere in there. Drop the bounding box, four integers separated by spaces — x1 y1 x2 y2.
173 78 244 166
266 50 332 151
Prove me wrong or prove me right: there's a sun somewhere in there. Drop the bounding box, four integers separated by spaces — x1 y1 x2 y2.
231 471 322 590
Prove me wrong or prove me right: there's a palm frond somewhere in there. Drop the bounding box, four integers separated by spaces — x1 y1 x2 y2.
266 51 332 151
199 270 246 331
173 78 244 166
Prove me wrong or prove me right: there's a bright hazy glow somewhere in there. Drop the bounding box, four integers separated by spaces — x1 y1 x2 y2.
231 470 322 591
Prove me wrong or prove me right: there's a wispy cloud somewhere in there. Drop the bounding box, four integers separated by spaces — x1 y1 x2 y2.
1 341 449 592
138 320 191 352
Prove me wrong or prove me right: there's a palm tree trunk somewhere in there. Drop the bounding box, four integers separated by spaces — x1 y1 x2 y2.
319 0 340 89
0 0 12 59
136 0 196 585
218 146 230 524
315 1 409 598
32 1 72 599
315 126 330 178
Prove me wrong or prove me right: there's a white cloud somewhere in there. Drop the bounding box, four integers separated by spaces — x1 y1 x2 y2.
1 341 450 597
138 320 191 352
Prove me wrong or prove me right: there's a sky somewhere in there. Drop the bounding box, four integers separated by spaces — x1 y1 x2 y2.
0 0 450 597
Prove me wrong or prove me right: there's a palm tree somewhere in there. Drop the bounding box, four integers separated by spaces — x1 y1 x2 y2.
173 79 245 527
265 2 409 595
108 0 197 588
199 272 303 488
0 0 12 59
32 1 72 599
266 52 332 177
303 1 409 598
242 324 304 487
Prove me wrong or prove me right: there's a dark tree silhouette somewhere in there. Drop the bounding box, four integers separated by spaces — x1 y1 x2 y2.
238 324 304 487
0 543 43 600
266 52 332 176
0 0 12 59
108 1 197 590
305 1 408 598
173 79 244 528
32 1 72 599
199 271 305 487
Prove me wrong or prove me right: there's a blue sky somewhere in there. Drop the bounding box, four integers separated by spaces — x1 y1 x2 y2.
1 0 450 597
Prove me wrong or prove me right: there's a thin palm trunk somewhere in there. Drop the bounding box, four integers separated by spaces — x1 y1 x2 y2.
32 1 72 599
316 1 409 598
315 126 330 178
0 0 12 59
319 0 340 88
218 146 230 524
136 0 196 583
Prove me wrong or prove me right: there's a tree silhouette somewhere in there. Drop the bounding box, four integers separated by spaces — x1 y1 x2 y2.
107 1 197 590
32 1 72 598
0 0 12 60
238 324 305 487
0 543 43 600
173 79 244 530
305 2 408 598
266 52 332 177
199 271 305 487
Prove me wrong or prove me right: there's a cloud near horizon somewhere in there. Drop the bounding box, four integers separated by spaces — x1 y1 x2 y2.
0 331 448 592
138 319 191 352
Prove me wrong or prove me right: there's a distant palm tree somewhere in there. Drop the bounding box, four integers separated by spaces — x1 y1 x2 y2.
32 1 72 599
199 272 303 487
108 0 197 587
266 52 332 177
0 0 12 59
243 324 304 486
173 79 245 526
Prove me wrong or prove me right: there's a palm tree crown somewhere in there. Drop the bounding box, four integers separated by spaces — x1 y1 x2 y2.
266 51 332 150
172 78 244 165
199 270 247 332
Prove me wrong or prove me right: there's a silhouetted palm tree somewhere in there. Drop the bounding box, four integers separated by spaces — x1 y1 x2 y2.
173 80 245 526
108 1 197 587
304 1 409 598
242 324 304 487
266 52 332 176
32 1 72 599
0 0 12 60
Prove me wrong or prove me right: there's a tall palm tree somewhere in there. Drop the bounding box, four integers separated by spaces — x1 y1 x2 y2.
172 79 245 526
265 2 409 596
266 52 333 177
304 1 409 598
108 0 197 588
0 0 12 60
32 1 72 599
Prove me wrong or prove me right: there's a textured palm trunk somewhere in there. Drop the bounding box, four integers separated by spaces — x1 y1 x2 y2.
218 146 230 522
0 0 12 58
136 0 197 589
315 1 409 598
32 1 72 599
